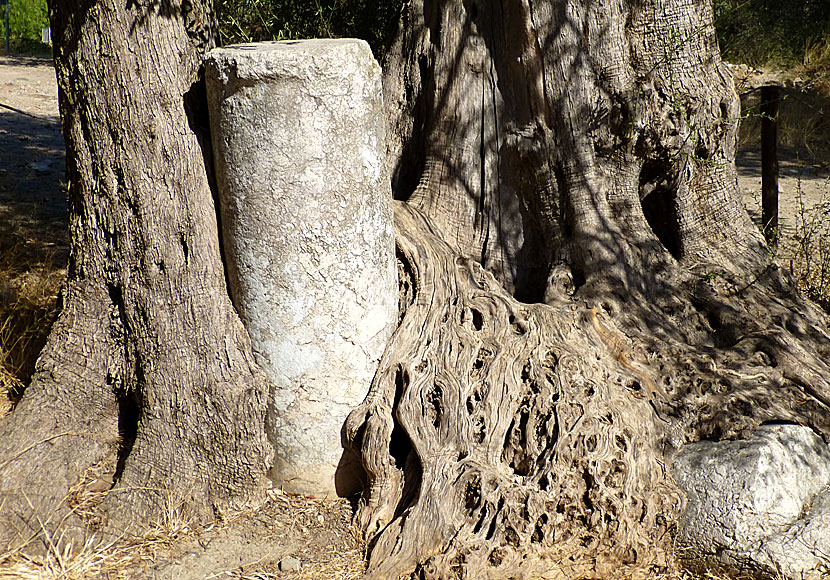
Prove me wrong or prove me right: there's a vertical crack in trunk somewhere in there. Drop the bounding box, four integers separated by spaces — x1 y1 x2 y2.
478 72 490 265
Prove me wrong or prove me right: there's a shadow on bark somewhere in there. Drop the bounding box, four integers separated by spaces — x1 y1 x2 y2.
347 0 830 578
1 0 273 554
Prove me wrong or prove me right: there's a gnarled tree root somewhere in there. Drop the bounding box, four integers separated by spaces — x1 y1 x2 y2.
346 202 830 580
346 203 683 579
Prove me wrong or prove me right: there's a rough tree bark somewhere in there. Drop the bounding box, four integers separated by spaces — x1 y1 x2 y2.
0 0 272 548
345 0 830 578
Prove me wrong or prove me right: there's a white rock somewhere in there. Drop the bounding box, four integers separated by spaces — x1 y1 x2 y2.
206 40 397 498
278 556 301 571
761 491 830 579
672 424 830 578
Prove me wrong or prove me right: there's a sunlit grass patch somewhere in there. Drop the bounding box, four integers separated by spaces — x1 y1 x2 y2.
0 233 66 413
802 36 830 95
790 179 830 310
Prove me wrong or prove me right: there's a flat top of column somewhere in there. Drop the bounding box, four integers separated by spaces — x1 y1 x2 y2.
206 39 377 81
211 38 370 59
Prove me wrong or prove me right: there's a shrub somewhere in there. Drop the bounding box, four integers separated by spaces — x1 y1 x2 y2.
216 0 403 59
712 0 830 67
0 0 49 50
792 181 830 311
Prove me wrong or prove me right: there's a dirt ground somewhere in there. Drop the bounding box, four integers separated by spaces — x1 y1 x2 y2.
0 54 67 258
0 56 828 580
121 488 367 580
0 486 367 580
733 79 830 281
737 146 830 239
0 55 68 407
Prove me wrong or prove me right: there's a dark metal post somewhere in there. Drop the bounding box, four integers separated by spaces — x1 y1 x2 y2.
760 85 780 248
4 0 9 54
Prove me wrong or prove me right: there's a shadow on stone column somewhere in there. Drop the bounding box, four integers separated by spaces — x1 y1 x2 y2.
205 39 397 498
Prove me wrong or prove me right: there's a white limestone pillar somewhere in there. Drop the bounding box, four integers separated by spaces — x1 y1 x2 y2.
205 39 397 497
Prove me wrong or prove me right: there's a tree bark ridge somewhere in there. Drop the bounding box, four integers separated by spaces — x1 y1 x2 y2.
347 203 684 579
0 0 273 547
349 0 830 577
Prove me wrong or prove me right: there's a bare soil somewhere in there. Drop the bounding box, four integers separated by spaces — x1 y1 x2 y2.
123 489 366 580
737 146 830 271
737 147 829 236
0 54 67 258
735 85 830 267
0 55 68 407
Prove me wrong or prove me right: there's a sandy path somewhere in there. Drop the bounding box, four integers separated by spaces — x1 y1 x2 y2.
737 146 830 268
0 55 67 261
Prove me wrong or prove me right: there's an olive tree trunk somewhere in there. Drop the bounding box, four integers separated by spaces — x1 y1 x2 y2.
0 0 272 548
345 0 830 578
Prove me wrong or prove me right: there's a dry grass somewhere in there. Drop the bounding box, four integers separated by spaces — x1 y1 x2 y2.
789 178 830 310
0 486 368 580
801 37 830 95
0 535 148 580
0 479 185 580
0 235 65 416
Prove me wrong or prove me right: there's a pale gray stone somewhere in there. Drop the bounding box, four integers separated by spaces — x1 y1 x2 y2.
205 40 397 498
760 491 830 579
672 424 830 578
278 556 301 572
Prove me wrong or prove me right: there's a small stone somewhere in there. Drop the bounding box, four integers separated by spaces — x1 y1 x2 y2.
28 159 53 173
672 424 830 578
278 556 301 572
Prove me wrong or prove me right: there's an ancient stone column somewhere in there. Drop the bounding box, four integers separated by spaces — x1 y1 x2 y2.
205 40 397 497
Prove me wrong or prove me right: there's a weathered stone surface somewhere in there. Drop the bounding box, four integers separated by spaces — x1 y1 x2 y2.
205 40 397 497
761 490 830 579
672 424 830 578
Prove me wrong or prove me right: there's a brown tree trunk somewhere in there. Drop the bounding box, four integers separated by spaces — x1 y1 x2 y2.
0 0 272 549
347 0 830 578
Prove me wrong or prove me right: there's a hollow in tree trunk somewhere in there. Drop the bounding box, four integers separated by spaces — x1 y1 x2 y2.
345 0 830 578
